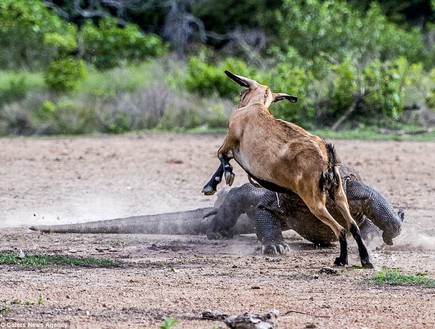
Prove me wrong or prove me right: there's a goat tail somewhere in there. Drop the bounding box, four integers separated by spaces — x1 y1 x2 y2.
319 141 341 197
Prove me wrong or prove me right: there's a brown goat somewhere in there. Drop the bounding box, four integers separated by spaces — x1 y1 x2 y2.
202 70 372 267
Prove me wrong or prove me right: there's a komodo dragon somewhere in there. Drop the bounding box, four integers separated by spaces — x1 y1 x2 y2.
206 164 404 253
30 165 403 249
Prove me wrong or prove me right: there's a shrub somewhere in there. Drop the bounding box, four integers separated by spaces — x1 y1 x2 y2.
0 0 77 70
0 102 33 135
426 68 435 109
27 97 97 135
0 75 27 106
276 0 425 64
185 56 257 97
267 63 315 125
80 17 167 69
44 58 87 91
362 59 403 120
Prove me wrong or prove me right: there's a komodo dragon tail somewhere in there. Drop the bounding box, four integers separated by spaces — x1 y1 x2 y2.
29 208 255 235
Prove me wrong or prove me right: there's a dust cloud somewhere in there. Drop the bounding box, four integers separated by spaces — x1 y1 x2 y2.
394 228 435 251
0 194 137 229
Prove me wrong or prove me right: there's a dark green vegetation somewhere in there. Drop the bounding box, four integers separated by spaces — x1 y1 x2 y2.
1 294 44 313
366 268 435 288
0 0 434 136
0 252 119 268
160 317 179 329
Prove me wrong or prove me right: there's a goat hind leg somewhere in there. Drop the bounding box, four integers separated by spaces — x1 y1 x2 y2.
334 188 373 268
305 200 349 266
220 154 235 186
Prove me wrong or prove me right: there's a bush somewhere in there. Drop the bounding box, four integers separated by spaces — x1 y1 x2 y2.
80 17 167 69
0 102 33 135
276 0 425 64
185 56 257 97
44 58 87 91
0 0 77 70
0 75 27 106
40 99 98 135
426 68 435 109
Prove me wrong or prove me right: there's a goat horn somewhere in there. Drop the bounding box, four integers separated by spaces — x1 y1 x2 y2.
273 93 298 103
225 70 258 89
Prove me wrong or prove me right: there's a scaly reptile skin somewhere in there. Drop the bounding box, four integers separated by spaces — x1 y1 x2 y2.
207 164 403 252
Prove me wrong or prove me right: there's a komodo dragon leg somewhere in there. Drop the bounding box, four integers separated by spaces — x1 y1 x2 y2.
206 183 265 239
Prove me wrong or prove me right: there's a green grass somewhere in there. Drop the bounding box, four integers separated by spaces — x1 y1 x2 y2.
366 268 435 288
1 294 44 313
160 317 178 329
0 70 45 92
0 61 159 99
1 60 434 141
162 126 435 142
0 252 119 268
77 61 160 96
314 127 435 142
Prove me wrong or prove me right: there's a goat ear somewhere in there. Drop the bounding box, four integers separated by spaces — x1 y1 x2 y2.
225 70 256 88
273 93 298 103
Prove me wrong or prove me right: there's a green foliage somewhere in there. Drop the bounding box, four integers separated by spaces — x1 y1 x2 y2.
78 62 156 96
104 112 132 134
315 126 435 142
0 0 77 69
38 294 44 305
36 100 56 120
362 59 403 120
1 56 433 136
185 53 410 127
276 0 425 64
330 58 359 113
205 104 228 129
44 58 87 91
44 32 77 54
80 17 167 69
0 71 44 93
191 0 281 35
0 75 27 106
37 98 99 135
367 268 435 288
160 317 178 329
268 63 314 124
186 56 258 97
426 69 435 108
316 57 405 125
0 295 44 313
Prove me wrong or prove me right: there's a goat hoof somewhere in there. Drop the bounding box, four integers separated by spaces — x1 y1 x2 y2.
334 257 348 267
202 185 216 196
361 260 374 268
225 172 235 186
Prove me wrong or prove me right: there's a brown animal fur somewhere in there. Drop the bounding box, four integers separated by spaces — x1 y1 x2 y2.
203 71 372 267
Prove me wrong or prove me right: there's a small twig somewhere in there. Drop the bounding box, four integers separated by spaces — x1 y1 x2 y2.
283 309 331 319
283 310 310 316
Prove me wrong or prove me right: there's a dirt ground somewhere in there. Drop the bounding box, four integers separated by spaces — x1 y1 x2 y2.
0 133 434 329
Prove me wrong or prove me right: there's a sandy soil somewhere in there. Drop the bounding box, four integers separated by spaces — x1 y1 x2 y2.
0 133 434 329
